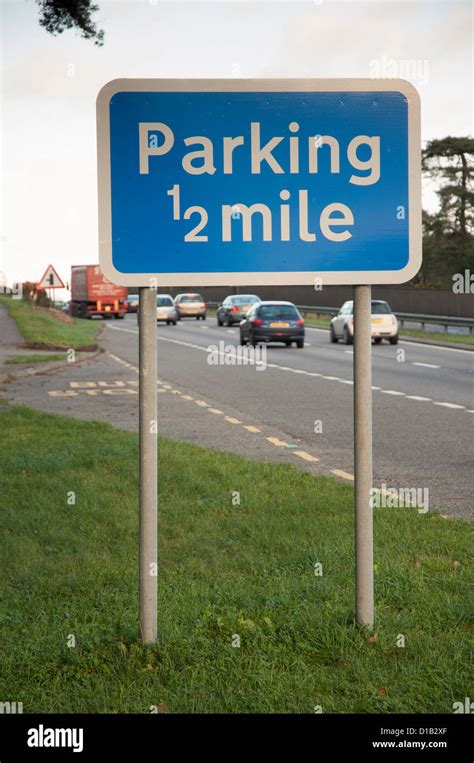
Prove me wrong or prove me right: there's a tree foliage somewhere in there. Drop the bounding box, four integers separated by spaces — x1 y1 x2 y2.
35 0 104 46
417 137 474 285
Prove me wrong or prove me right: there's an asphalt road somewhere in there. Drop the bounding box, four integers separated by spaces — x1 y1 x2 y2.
100 314 473 521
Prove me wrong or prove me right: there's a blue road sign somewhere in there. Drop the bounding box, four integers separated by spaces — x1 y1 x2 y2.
97 79 421 286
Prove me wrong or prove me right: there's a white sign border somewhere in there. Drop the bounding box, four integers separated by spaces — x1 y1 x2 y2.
97 78 421 287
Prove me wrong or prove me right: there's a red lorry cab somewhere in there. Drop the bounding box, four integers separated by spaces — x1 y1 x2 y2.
70 265 128 319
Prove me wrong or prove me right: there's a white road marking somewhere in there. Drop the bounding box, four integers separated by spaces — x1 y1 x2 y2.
433 402 466 410
106 325 470 412
412 362 440 369
406 395 432 401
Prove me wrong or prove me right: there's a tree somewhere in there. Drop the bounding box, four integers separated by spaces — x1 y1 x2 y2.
423 137 474 237
35 0 104 46
418 137 474 284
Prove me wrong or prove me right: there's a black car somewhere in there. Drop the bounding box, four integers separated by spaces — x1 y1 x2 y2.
240 301 305 348
127 294 139 313
216 294 261 326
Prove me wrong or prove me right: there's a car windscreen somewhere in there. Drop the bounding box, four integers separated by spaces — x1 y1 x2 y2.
258 305 299 320
231 295 259 305
371 302 391 314
179 294 203 302
156 297 173 306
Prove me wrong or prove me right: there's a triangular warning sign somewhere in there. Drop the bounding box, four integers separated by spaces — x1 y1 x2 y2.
37 265 65 290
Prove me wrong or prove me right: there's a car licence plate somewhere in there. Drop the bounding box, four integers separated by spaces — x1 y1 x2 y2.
105 306 111 312
372 318 383 324
270 322 289 328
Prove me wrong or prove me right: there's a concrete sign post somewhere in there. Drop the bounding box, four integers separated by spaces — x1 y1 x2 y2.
353 285 374 628
97 79 421 640
138 287 158 644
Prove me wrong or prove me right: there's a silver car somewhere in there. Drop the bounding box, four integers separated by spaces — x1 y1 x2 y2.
155 294 178 324
330 300 399 345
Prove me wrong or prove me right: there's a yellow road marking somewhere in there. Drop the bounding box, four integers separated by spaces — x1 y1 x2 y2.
244 425 260 433
331 469 354 481
181 395 194 400
195 400 208 407
225 416 241 424
103 388 137 395
293 451 319 463
267 437 287 447
209 408 223 414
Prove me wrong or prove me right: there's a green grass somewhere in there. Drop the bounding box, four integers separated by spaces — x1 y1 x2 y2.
0 296 101 350
302 314 474 343
6 353 68 365
399 327 474 345
0 404 471 714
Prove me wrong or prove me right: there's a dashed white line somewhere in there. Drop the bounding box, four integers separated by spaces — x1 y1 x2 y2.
433 402 466 410
106 326 469 413
412 362 440 369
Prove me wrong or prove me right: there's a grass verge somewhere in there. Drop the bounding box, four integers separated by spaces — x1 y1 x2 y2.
399 328 474 346
303 315 474 344
0 296 101 350
6 353 68 365
0 404 471 713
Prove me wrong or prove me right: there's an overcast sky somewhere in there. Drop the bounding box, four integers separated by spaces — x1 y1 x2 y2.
1 0 472 294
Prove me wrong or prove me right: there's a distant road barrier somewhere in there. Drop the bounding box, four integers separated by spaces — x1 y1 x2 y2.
207 302 474 335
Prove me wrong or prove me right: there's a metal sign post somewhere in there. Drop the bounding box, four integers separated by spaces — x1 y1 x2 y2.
138 286 157 643
353 285 374 629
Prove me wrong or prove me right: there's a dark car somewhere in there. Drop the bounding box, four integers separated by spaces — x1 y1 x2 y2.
127 294 139 313
239 301 305 348
216 294 261 326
